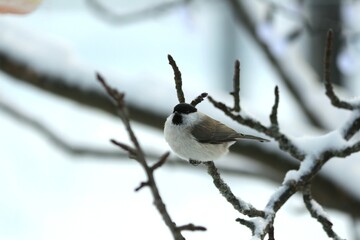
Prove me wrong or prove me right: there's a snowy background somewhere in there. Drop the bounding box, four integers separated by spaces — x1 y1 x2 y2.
0 0 359 239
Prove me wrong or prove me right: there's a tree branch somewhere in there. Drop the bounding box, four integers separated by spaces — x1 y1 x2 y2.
204 161 265 218
151 151 171 172
303 184 344 240
323 29 358 110
97 73 205 240
230 59 241 112
227 0 325 128
190 92 208 106
269 86 279 128
168 54 186 103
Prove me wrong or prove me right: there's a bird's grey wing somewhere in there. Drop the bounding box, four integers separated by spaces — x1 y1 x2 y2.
191 116 270 144
191 116 241 144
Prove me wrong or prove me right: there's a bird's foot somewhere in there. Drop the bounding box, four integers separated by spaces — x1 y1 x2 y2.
189 159 202 166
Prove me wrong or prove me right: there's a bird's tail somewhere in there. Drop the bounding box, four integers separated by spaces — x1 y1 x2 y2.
236 133 270 143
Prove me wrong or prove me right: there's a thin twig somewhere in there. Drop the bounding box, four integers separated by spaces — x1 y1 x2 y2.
323 29 355 110
177 223 207 231
151 151 170 171
236 218 255 233
270 86 279 128
110 139 138 159
168 54 185 103
230 59 241 112
190 92 208 106
135 181 150 192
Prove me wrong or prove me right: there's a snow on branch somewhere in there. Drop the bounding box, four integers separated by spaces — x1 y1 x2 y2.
303 185 344 240
96 73 206 240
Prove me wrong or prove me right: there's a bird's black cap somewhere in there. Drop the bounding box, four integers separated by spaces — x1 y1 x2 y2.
173 103 197 114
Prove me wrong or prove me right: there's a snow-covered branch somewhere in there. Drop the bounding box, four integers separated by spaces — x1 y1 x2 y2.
203 32 359 239
303 185 344 240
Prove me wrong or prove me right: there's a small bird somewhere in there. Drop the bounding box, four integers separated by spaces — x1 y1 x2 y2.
164 103 269 165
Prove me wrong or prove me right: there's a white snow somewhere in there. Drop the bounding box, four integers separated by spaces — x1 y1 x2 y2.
291 130 348 157
283 156 315 184
310 198 330 220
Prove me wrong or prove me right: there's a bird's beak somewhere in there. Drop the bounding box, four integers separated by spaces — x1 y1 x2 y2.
173 111 179 114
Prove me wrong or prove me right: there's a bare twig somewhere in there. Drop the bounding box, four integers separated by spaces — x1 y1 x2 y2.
230 59 241 112
134 181 150 192
168 54 185 103
323 29 355 110
270 86 279 128
177 223 207 232
110 139 137 159
151 151 170 171
190 92 208 106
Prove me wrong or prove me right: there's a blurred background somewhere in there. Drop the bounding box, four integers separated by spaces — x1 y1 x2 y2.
1 0 360 239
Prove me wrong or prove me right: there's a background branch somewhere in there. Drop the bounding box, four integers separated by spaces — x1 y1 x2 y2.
87 0 192 25
324 29 360 110
227 0 325 128
230 59 241 112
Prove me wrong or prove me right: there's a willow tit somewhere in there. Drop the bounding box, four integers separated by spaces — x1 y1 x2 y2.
164 103 269 165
